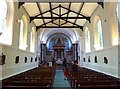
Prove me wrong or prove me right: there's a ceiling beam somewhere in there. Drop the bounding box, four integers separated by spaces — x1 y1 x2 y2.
30 16 90 19
37 3 46 26
73 3 84 26
18 2 25 9
61 5 90 22
59 5 61 27
61 19 83 30
49 2 53 22
97 2 104 8
36 26 81 28
61 5 85 17
36 19 57 30
66 2 71 22
34 5 59 17
60 21 68 26
40 19 57 27
52 21 59 26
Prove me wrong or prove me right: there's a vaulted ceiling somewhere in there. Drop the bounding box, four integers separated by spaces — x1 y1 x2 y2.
18 1 104 31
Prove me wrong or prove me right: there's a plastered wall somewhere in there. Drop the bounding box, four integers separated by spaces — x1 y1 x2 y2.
1 2 38 80
80 2 119 78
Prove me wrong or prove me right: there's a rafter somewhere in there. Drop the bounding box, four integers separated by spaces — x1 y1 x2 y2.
36 26 81 28
18 2 25 9
30 16 90 19
97 2 104 8
37 3 46 26
61 5 86 17
60 21 67 26
61 5 91 22
40 19 57 27
73 3 84 26
35 5 59 18
67 3 71 20
59 4 61 27
36 19 57 30
49 2 53 22
52 21 59 26
61 19 83 30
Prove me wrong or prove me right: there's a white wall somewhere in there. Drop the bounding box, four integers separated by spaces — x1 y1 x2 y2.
1 2 38 80
83 46 118 77
80 2 119 78
2 45 37 79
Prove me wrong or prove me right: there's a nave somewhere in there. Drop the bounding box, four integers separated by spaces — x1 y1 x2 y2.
2 63 120 89
0 0 120 89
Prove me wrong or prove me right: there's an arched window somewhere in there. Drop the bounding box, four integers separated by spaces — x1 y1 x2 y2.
19 15 28 50
19 19 23 48
97 18 103 48
85 27 91 53
30 27 35 53
116 0 120 21
0 0 7 34
93 16 103 50
116 1 120 38
0 0 14 45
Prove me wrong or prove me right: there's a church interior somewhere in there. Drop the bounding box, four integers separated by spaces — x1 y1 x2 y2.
0 0 120 89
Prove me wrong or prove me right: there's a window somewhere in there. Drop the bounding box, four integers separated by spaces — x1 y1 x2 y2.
19 15 28 50
15 56 19 64
0 0 14 45
0 53 6 65
30 27 35 53
97 18 103 48
85 27 91 53
93 16 103 50
25 57 27 63
104 57 108 64
0 0 7 34
116 1 120 38
19 20 24 49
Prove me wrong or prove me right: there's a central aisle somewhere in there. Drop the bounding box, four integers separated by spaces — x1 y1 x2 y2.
53 70 71 88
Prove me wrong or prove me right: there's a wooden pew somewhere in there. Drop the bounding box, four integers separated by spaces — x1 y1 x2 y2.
78 85 119 89
2 66 56 89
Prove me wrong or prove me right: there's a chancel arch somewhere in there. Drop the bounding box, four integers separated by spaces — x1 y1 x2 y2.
1 1 120 88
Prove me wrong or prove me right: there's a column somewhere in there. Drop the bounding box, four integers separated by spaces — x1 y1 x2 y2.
72 44 75 60
43 44 46 61
40 43 43 61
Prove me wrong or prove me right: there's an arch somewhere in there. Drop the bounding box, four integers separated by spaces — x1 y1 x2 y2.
30 27 35 53
19 15 28 50
46 33 72 51
85 27 91 53
0 0 14 45
93 15 103 50
116 0 120 44
0 0 7 33
107 1 119 45
39 28 79 44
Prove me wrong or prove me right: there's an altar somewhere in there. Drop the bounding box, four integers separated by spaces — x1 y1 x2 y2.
53 37 65 59
56 58 63 65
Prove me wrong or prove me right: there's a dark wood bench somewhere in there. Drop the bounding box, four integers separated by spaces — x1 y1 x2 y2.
77 85 119 89
2 86 51 89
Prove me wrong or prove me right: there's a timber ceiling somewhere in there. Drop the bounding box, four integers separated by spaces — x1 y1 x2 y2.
18 1 104 31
